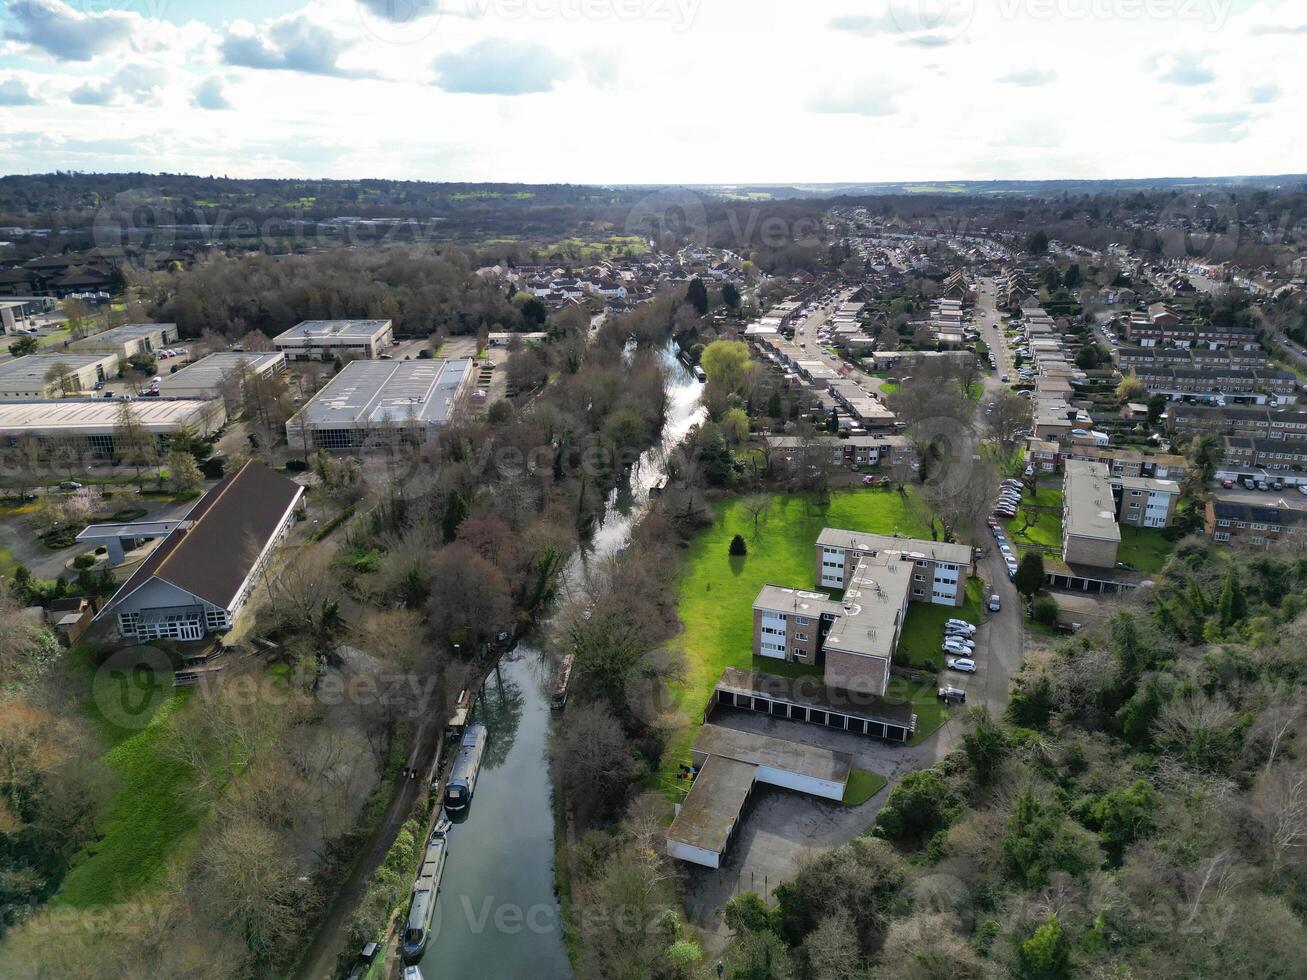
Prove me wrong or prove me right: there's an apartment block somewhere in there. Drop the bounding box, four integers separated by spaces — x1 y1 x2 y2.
1206 498 1307 548
752 586 843 666
814 528 969 606
1169 404 1307 443
1110 474 1180 529
1062 460 1121 569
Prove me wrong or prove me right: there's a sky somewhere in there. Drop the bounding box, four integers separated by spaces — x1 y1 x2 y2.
0 0 1302 183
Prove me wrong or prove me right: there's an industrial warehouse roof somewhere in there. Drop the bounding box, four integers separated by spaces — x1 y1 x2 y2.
816 527 971 566
287 358 472 429
0 353 117 386
158 352 285 393
69 323 174 348
273 319 391 342
0 398 219 434
1064 459 1121 542
97 461 303 616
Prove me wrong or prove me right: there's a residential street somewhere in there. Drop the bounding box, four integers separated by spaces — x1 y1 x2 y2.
691 279 1027 948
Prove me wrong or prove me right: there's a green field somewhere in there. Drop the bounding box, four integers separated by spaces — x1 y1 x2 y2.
659 489 953 793
56 654 198 907
896 577 985 671
1117 526 1177 574
842 769 888 806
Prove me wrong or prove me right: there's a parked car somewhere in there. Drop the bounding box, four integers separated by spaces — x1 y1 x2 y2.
1271 479 1285 491
58 481 83 491
1220 479 1234 489
988 594 1002 612
986 517 998 528
946 658 977 673
937 686 966 704
945 619 975 634
942 641 972 656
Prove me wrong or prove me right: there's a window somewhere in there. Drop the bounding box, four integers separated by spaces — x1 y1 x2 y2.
795 617 810 626
795 632 807 642
914 574 925 582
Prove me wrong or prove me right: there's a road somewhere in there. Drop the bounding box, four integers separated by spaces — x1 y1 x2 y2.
691 276 1027 946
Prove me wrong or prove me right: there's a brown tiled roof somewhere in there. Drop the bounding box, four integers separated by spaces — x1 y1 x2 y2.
100 462 302 615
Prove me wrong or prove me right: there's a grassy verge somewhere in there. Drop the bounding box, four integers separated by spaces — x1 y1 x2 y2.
0 545 16 578
1003 488 1063 556
1116 526 1177 574
842 770 887 806
56 650 197 907
660 489 935 792
896 577 985 671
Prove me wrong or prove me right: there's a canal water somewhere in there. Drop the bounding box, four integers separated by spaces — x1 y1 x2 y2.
418 343 703 978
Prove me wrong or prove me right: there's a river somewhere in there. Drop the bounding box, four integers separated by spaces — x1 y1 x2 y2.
416 342 704 979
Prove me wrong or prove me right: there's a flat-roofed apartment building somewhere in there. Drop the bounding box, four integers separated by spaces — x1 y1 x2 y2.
0 353 119 398
1111 474 1180 529
285 358 472 451
69 322 178 359
158 351 286 401
815 528 969 606
273 319 393 361
0 398 226 460
94 462 303 642
1062 459 1121 568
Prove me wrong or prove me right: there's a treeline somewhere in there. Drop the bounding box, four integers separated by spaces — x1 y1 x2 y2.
707 540 1307 979
137 247 530 340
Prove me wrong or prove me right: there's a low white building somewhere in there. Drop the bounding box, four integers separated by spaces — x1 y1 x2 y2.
158 351 286 401
273 319 393 361
70 322 178 360
285 358 473 452
0 397 226 459
94 462 303 642
0 353 119 399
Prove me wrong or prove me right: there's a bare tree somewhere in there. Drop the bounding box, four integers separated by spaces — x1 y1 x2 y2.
1252 764 1307 879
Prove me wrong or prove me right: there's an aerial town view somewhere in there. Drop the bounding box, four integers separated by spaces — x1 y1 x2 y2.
1 1 1306 978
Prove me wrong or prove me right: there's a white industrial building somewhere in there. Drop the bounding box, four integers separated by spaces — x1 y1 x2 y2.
94 462 303 642
285 358 472 452
0 353 119 399
70 322 178 359
159 351 286 401
0 398 226 459
273 319 393 361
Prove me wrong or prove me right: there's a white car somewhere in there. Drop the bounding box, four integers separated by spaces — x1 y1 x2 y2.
947 657 977 673
942 641 972 657
988 594 1002 612
945 619 975 634
945 636 975 652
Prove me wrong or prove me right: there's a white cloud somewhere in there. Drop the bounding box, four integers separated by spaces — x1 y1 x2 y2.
997 69 1057 87
0 75 39 105
193 76 232 111
809 77 899 116
2 0 136 61
70 65 167 107
221 13 378 79
1153 51 1216 86
434 38 571 95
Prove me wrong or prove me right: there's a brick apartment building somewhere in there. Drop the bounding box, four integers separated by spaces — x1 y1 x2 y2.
1170 405 1307 444
1206 499 1307 548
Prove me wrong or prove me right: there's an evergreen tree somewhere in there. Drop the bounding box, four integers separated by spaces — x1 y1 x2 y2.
1218 567 1247 627
685 277 709 316
442 489 467 543
1013 553 1045 598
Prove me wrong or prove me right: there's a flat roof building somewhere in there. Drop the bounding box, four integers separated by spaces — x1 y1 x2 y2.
158 352 286 401
70 322 178 359
665 723 852 869
0 397 226 460
1062 460 1121 568
285 358 472 452
0 353 118 399
273 319 393 361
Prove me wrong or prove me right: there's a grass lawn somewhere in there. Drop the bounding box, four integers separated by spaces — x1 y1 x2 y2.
896 577 985 671
842 770 887 806
1117 526 1177 574
660 488 943 793
1003 488 1063 555
879 381 899 395
55 651 198 907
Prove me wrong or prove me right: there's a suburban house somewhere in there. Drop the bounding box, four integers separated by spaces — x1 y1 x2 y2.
94 462 304 642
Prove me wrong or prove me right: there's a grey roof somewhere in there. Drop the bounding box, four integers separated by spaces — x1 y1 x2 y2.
716 667 917 727
0 398 219 435
1063 459 1121 542
753 585 843 619
0 353 117 386
288 358 472 430
816 527 971 566
821 552 912 660
70 323 174 347
273 319 391 342
158 352 284 394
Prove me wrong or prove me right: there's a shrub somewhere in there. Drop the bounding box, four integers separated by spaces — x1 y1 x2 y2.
73 553 97 570
1032 596 1059 626
874 769 954 843
728 533 748 556
284 458 309 472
